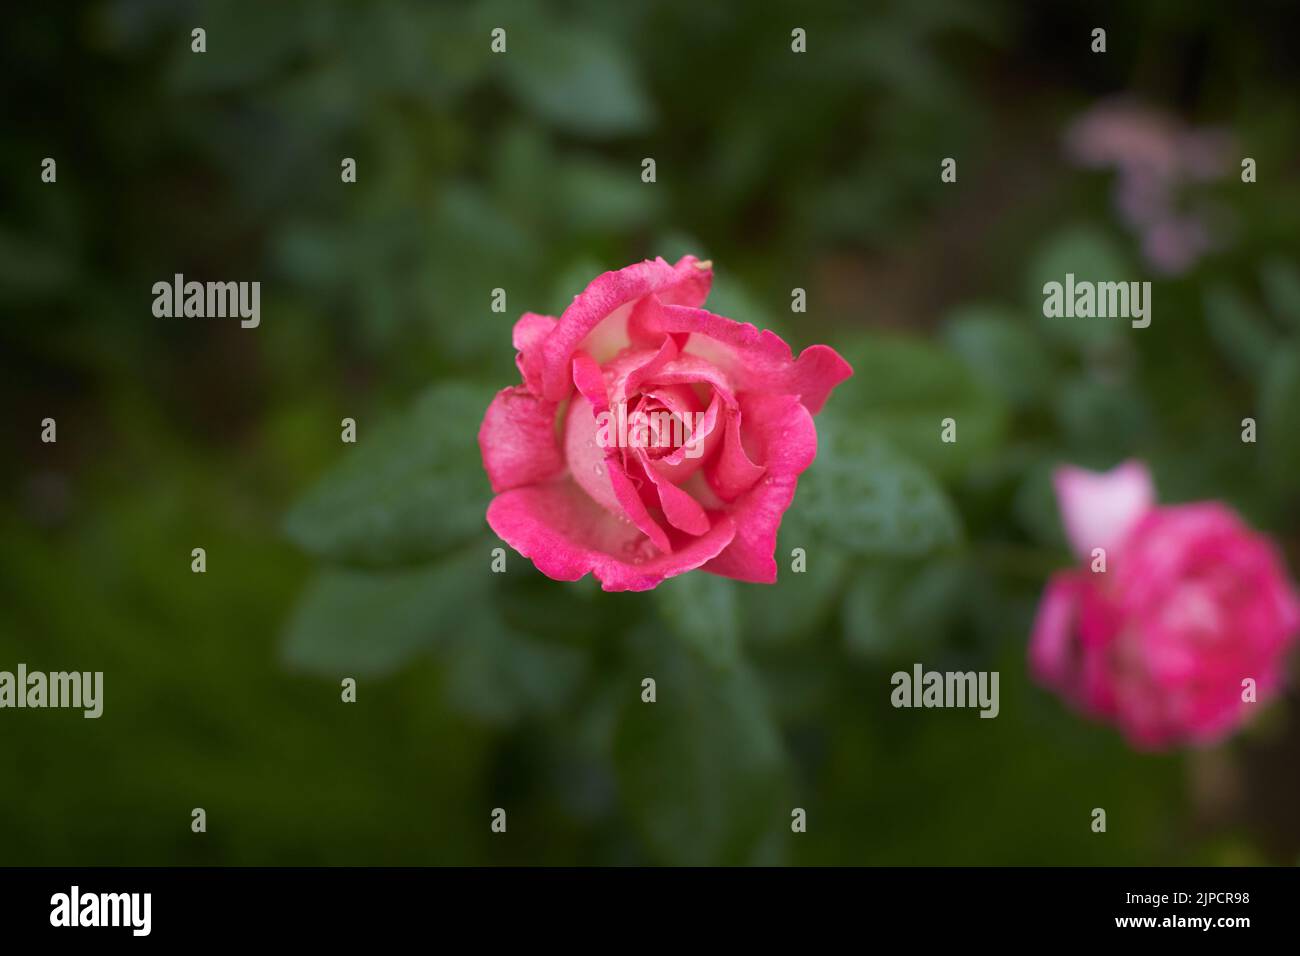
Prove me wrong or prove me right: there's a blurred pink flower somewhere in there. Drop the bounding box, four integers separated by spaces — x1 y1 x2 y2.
1064 99 1235 275
1030 460 1300 749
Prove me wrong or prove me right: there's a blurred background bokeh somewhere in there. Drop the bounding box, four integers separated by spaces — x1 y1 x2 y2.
3 0 1300 865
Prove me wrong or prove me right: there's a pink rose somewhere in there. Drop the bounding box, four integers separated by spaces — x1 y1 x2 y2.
1030 460 1300 749
478 256 853 591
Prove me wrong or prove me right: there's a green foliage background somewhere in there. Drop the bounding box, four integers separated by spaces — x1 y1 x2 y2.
3 0 1300 865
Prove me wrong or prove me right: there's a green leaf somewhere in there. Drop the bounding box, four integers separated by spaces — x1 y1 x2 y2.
740 513 848 648
797 413 961 558
1259 346 1300 490
281 545 492 677
653 572 741 668
614 639 788 865
168 0 313 94
503 28 652 137
1259 259 1300 332
832 334 1006 477
1013 459 1067 550
283 383 495 567
426 187 534 363
944 305 1054 409
559 159 657 234
443 627 586 726
1025 226 1131 349
842 559 965 659
1204 283 1277 377
1053 376 1149 461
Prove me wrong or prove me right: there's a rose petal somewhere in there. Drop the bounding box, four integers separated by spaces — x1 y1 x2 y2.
566 355 673 554
707 405 766 501
478 386 564 494
636 383 707 464
1053 460 1156 561
527 256 714 402
1028 572 1084 692
640 353 738 406
621 334 679 400
702 393 817 583
779 344 858 415
654 305 854 413
487 479 736 592
638 449 711 536
570 349 610 411
627 293 686 350
647 390 722 482
512 312 557 393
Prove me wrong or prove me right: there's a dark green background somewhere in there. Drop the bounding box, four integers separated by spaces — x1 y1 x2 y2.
3 0 1299 865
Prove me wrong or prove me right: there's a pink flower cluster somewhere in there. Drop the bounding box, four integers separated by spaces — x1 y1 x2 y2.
1031 461 1300 748
1065 99 1235 275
